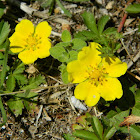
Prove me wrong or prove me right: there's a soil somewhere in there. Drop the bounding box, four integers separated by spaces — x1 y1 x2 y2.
0 0 140 139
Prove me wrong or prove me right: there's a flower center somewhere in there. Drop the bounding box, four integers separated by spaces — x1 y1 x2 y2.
24 34 41 51
87 65 108 86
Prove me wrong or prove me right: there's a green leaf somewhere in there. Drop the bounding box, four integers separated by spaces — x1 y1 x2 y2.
0 52 4 65
132 89 140 116
6 74 16 91
82 11 98 34
97 15 110 35
91 116 103 140
56 0 72 17
23 92 38 114
73 130 99 140
50 46 69 62
59 64 69 84
0 39 9 88
0 2 5 18
61 30 71 42
132 106 140 116
63 133 75 140
125 3 140 14
41 0 53 8
103 27 117 35
67 50 78 63
13 63 25 75
7 98 24 117
138 24 140 32
72 38 87 51
0 97 7 126
0 9 4 19
130 125 140 140
74 30 98 41
0 21 10 46
105 110 129 129
21 75 45 90
55 42 71 48
103 126 116 140
14 74 28 85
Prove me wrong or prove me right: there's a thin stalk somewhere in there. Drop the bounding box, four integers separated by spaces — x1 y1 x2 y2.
0 39 9 126
0 39 10 88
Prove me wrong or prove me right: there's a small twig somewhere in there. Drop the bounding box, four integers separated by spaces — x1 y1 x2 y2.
123 28 138 36
127 70 140 81
120 39 134 62
51 31 61 37
31 105 43 138
48 75 63 84
118 13 128 33
35 105 43 126
127 50 140 69
0 83 74 96
117 0 135 32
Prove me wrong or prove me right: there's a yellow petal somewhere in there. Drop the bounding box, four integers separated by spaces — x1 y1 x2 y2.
102 56 127 77
36 39 51 58
18 50 38 64
74 80 100 106
85 91 100 107
67 60 88 83
78 42 102 67
35 21 52 38
99 78 123 101
15 19 34 38
9 32 26 53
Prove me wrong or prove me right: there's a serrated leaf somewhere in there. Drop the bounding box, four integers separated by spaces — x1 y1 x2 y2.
97 15 110 35
13 63 25 74
50 46 69 62
130 125 140 139
91 116 103 140
67 50 78 63
21 75 45 90
72 124 84 131
132 89 140 116
6 74 15 91
59 64 69 84
55 42 71 48
106 110 129 129
0 2 5 18
103 126 116 140
7 98 24 117
82 11 98 34
61 30 71 42
0 21 10 45
73 130 99 140
72 38 86 50
103 27 117 35
23 92 38 114
74 30 98 41
14 74 28 85
56 0 72 17
125 3 140 14
63 133 75 140
58 51 69 62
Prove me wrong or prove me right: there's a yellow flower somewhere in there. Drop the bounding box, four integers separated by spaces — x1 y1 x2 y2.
67 42 127 107
9 19 52 64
